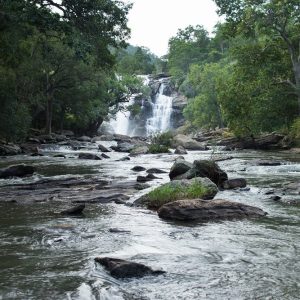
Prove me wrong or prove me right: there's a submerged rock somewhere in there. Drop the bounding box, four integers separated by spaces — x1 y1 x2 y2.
134 177 218 209
78 153 102 160
60 204 85 216
222 178 247 189
146 168 167 174
98 144 111 152
0 164 35 179
101 153 110 159
131 166 146 172
158 199 267 222
137 176 153 183
95 257 165 279
257 160 282 166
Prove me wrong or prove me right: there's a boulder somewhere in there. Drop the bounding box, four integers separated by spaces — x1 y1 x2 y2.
173 160 228 187
0 164 35 179
146 168 167 174
0 144 22 156
174 145 188 155
173 134 208 150
77 136 92 142
222 178 247 189
78 153 102 160
101 153 110 159
98 144 111 152
95 257 165 279
134 177 218 209
169 159 193 180
118 156 130 161
257 160 281 166
146 173 160 180
130 145 149 156
131 166 146 172
60 204 85 216
111 142 135 152
158 199 267 222
60 130 74 137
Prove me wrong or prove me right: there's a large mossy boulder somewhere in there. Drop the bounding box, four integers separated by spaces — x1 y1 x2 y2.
169 158 193 179
171 160 228 186
172 134 208 150
158 199 267 222
134 177 218 210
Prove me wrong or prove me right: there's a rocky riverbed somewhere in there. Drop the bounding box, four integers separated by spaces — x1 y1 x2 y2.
0 139 299 299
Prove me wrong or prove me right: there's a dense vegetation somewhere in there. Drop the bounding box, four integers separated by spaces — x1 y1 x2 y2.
0 0 137 141
168 0 300 137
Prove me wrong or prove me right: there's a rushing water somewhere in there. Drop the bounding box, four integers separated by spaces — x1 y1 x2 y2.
146 83 173 136
0 146 299 300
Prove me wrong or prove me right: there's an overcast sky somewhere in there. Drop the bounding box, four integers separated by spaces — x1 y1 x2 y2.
122 0 221 57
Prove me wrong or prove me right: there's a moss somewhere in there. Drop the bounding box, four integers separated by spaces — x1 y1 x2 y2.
145 181 209 209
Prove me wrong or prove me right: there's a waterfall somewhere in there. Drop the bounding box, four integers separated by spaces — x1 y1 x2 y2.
146 82 173 136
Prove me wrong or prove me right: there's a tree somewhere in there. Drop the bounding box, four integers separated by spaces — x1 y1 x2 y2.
214 0 300 114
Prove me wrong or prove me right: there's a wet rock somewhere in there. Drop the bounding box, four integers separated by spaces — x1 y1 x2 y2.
78 153 102 160
135 183 151 190
265 190 275 195
112 142 136 152
0 144 22 156
98 144 111 152
257 160 281 166
60 204 85 216
172 160 228 187
31 153 44 157
118 156 130 161
174 145 188 155
146 173 160 179
270 195 282 201
101 153 110 159
0 164 35 179
172 134 208 150
137 176 153 183
109 228 131 233
95 257 165 279
131 166 146 172
134 177 218 209
130 145 149 156
53 154 66 158
222 178 247 189
28 137 41 144
114 199 126 204
77 136 92 142
146 168 167 174
169 159 193 180
60 130 74 137
158 199 267 222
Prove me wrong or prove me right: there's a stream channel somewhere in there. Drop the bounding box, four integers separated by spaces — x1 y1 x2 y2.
0 142 299 300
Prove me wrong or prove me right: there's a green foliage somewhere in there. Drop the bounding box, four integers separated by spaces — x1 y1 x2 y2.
150 132 173 147
290 118 300 141
145 181 209 209
148 144 170 154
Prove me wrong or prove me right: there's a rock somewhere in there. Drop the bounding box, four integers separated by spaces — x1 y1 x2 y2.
118 156 130 161
94 257 165 279
109 228 131 233
28 138 41 144
78 153 102 160
146 168 167 174
0 164 35 179
222 178 247 189
270 195 282 201
130 145 149 156
173 160 228 187
77 136 92 142
173 134 208 150
131 166 146 172
37 134 56 143
0 144 22 156
169 159 193 180
60 204 85 215
146 173 160 179
31 153 44 157
174 145 187 154
101 153 110 159
134 177 218 209
53 154 66 158
137 176 153 183
60 130 74 137
98 144 111 152
257 160 282 166
158 199 267 222
111 142 136 152
20 143 39 154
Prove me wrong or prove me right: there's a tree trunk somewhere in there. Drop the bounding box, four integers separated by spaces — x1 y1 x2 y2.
293 61 300 116
45 95 53 135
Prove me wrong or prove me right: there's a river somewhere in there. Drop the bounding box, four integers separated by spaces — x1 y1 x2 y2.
0 143 299 299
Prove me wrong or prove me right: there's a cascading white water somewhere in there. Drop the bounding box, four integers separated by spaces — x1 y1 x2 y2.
146 82 173 135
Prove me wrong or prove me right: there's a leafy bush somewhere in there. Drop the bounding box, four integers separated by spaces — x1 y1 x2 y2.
148 144 170 154
150 131 173 147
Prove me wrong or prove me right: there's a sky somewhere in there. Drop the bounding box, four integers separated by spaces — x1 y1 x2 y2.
122 0 221 57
